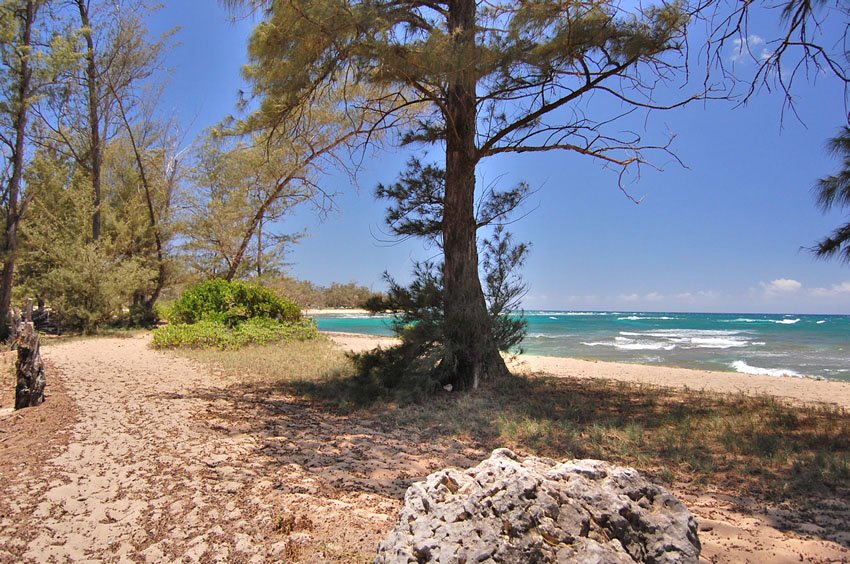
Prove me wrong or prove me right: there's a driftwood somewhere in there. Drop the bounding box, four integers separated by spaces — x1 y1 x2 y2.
14 300 45 409
6 297 57 344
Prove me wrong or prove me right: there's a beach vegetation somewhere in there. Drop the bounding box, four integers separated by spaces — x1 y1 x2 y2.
151 316 318 349
0 0 42 340
152 279 314 349
179 132 311 280
167 279 301 327
348 158 529 396
260 276 381 310
1 0 180 335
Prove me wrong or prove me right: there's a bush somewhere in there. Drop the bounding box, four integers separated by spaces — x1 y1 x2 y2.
168 279 301 327
152 317 319 349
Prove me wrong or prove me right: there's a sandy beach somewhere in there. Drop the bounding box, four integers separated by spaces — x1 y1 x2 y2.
325 331 850 409
0 333 847 562
303 308 372 316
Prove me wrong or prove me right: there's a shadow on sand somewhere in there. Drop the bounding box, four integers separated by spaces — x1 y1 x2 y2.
174 369 850 550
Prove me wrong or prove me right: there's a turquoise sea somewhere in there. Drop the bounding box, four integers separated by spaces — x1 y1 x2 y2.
314 311 850 382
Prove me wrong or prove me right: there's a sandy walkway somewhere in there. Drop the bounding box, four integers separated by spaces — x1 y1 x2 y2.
0 333 848 563
0 335 457 562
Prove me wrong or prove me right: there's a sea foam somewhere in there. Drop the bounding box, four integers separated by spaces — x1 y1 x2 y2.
621 330 748 344
617 315 680 321
730 361 802 378
581 338 676 351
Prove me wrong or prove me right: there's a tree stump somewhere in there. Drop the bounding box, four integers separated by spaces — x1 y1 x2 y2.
15 321 45 410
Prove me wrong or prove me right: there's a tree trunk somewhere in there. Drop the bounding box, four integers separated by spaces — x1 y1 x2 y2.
15 321 45 409
0 1 37 342
77 0 102 241
440 0 509 390
256 216 263 277
111 89 167 311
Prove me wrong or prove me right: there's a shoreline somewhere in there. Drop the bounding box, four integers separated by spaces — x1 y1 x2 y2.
304 308 371 316
323 331 850 409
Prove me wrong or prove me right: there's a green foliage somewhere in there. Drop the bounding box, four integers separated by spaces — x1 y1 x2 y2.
151 317 318 349
15 152 161 332
351 159 529 393
168 279 301 327
32 244 156 332
154 279 312 349
181 132 309 279
812 126 850 262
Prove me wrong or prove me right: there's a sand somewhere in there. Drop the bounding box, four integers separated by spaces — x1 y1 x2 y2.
303 308 372 316
0 332 847 563
0 335 476 562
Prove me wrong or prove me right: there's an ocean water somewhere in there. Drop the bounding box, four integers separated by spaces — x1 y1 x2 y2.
313 311 850 382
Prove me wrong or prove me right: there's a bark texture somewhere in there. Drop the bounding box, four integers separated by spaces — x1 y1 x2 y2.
441 0 509 389
15 321 45 409
77 0 103 241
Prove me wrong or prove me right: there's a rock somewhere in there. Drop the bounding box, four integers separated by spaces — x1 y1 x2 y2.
375 449 700 563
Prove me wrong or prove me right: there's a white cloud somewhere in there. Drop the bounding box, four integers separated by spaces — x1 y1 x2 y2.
731 34 769 63
618 293 640 302
761 278 803 295
644 292 663 302
811 282 850 297
674 290 720 301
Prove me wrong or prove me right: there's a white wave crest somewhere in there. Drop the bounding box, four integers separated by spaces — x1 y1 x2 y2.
730 361 802 378
620 329 744 338
817 320 827 325
617 342 677 351
773 318 800 325
530 311 608 316
688 337 750 349
527 333 576 339
618 316 680 321
581 339 676 351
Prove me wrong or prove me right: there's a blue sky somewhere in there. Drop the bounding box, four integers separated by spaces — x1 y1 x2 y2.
148 3 850 314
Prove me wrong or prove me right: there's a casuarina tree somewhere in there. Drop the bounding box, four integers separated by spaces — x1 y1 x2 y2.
226 0 697 389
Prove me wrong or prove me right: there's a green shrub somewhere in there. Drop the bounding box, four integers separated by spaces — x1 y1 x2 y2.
151 317 318 349
168 279 301 327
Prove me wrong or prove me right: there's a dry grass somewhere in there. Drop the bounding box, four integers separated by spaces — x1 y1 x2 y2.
177 338 850 502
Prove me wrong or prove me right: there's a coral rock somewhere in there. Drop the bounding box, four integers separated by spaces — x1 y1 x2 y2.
376 448 700 563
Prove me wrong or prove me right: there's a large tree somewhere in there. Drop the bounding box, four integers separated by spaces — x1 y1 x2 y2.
229 0 696 389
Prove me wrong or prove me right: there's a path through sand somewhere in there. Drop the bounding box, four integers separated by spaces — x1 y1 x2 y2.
0 335 461 562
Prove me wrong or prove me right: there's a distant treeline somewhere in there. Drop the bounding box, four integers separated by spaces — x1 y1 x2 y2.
164 276 381 311
266 277 380 309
